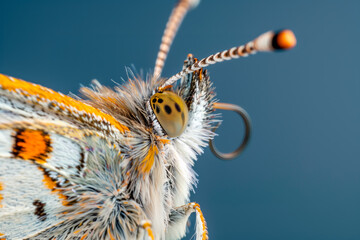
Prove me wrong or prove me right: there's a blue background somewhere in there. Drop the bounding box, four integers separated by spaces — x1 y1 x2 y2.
1 1 360 239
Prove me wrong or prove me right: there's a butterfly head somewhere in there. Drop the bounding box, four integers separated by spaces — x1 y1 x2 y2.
149 29 296 158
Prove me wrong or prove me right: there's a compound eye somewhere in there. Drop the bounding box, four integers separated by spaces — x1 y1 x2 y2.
150 91 189 137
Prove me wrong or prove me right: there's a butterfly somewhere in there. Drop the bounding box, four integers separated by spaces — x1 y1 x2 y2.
0 0 296 239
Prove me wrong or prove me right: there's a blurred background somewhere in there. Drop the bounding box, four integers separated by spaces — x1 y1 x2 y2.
1 0 360 239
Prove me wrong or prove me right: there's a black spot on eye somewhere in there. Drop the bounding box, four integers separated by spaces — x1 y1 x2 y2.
181 112 185 123
164 105 172 114
174 103 181 112
158 98 164 103
156 106 160 114
152 98 157 103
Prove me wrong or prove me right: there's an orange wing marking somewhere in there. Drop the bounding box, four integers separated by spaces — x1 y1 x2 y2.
0 74 128 135
39 167 70 206
12 129 52 164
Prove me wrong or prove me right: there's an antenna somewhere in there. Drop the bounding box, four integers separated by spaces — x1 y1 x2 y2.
153 0 200 78
162 30 296 88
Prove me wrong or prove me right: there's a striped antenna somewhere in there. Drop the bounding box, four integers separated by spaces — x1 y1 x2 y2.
162 30 296 88
153 0 200 78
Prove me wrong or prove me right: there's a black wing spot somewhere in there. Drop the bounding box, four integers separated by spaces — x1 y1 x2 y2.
174 103 181 112
164 105 172 114
158 98 164 103
152 104 156 109
156 106 160 114
33 199 47 221
152 98 157 103
181 112 185 123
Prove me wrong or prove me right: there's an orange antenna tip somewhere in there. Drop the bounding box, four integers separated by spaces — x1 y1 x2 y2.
273 30 296 50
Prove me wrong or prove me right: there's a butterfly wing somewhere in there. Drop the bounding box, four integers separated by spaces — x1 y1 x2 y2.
0 74 129 138
0 74 133 239
0 117 102 237
0 157 65 239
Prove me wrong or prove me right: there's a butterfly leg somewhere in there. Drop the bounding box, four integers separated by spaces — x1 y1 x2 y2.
166 202 208 240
